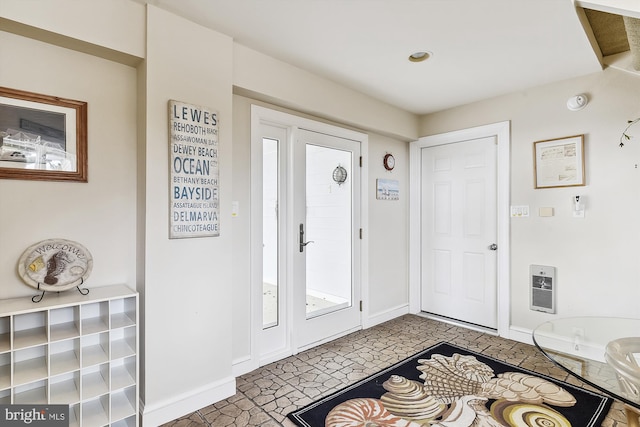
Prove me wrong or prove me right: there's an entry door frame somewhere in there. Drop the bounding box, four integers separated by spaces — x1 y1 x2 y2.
250 105 369 368
409 121 510 337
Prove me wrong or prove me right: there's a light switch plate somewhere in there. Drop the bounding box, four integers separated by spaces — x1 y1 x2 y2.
510 205 530 217
539 207 554 217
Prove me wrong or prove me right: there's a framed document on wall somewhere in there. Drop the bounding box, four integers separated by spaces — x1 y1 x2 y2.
534 135 585 189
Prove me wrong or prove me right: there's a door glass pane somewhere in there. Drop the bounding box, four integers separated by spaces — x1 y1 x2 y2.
263 138 279 328
305 144 352 319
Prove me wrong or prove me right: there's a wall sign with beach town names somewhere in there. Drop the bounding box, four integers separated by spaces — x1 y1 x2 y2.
169 100 219 238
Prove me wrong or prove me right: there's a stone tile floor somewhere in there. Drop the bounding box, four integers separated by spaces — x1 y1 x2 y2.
162 314 631 426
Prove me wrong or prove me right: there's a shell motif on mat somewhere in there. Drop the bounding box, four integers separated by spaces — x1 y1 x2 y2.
429 395 504 427
466 397 513 427
490 399 572 427
481 372 576 407
380 375 446 422
416 354 495 404
325 398 423 427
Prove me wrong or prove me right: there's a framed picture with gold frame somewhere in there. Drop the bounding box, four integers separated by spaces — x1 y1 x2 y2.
0 87 88 182
534 135 585 189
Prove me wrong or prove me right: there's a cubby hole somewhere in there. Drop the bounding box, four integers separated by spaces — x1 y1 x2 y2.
0 316 10 353
13 312 47 349
50 306 80 342
81 333 109 368
0 352 10 390
111 356 136 391
111 385 136 424
69 404 80 427
110 297 136 329
82 363 109 401
50 338 80 376
13 345 47 386
112 415 136 427
81 301 109 335
50 370 80 404
82 394 109 427
111 326 136 360
14 379 47 404
0 388 10 404
0 287 138 425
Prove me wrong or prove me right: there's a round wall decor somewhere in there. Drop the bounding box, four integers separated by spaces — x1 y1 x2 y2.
18 239 93 292
333 165 348 185
383 153 396 171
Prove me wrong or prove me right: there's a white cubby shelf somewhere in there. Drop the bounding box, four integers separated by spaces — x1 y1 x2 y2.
0 284 138 427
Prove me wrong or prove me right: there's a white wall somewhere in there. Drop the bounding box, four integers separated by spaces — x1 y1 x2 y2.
141 5 235 424
0 0 440 422
10 1 635 423
420 67 640 334
0 30 138 301
0 0 145 64
233 44 419 142
1 2 238 425
367 134 410 320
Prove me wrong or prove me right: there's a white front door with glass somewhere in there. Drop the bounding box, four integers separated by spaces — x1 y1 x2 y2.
254 107 363 366
293 129 361 350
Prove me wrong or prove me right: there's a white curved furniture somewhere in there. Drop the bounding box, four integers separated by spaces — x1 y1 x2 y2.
534 317 640 427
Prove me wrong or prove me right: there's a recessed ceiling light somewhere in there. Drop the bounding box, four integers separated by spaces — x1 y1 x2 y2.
408 51 431 62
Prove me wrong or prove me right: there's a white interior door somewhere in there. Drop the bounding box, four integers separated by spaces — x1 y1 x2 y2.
293 129 361 350
420 137 498 329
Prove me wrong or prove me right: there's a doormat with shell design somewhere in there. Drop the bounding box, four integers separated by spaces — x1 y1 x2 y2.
287 342 612 427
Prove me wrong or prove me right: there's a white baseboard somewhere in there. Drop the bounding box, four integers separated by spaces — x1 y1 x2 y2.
508 326 534 345
232 355 257 378
141 376 236 426
364 304 410 329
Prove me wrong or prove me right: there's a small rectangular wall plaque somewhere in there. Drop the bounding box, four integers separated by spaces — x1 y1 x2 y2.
376 178 399 200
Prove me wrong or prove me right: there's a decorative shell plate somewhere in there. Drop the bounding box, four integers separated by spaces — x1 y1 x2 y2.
18 239 93 292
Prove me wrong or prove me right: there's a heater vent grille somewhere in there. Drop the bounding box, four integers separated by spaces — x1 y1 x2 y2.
530 265 556 314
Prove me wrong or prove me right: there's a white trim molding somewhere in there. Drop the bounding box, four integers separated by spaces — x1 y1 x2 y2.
509 326 535 345
364 303 411 329
409 121 511 337
141 376 236 426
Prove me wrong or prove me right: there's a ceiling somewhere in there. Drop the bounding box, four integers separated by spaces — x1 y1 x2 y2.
134 0 616 115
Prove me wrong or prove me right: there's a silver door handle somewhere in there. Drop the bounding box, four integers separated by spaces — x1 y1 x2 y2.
489 243 498 251
300 240 314 250
299 223 315 252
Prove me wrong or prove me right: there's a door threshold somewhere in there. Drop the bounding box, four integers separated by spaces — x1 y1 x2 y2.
417 311 498 336
295 325 361 354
